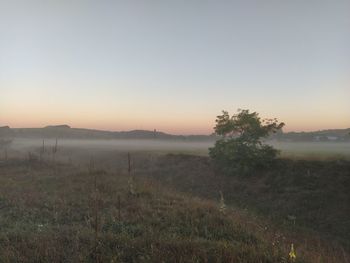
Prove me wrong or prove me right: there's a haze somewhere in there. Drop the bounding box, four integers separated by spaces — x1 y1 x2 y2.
1 0 349 134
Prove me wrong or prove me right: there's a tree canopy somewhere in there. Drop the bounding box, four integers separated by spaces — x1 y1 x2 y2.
209 109 285 175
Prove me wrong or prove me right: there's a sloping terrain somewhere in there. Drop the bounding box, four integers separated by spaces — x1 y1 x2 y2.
0 158 292 263
142 154 350 250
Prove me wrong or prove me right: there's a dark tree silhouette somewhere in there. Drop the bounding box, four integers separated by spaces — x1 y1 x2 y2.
209 109 284 175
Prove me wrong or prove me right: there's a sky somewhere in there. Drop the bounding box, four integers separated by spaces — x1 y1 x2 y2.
0 0 349 135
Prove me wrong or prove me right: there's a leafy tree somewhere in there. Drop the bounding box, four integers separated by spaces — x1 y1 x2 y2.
209 109 284 175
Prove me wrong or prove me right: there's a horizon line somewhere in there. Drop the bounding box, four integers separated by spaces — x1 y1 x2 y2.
1 124 349 136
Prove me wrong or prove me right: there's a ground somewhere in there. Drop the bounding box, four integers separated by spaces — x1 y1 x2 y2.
0 140 349 262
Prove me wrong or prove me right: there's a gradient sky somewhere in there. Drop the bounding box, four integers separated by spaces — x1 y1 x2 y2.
1 0 349 134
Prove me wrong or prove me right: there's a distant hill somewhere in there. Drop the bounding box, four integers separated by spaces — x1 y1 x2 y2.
45 125 71 129
0 125 349 142
270 128 350 142
0 125 216 141
0 126 14 139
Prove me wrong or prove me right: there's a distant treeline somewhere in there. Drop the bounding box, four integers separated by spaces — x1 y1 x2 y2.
0 125 349 142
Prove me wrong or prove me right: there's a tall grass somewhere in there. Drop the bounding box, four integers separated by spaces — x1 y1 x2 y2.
0 146 349 262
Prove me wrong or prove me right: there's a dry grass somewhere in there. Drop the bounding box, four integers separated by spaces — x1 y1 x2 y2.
0 149 349 262
0 157 287 262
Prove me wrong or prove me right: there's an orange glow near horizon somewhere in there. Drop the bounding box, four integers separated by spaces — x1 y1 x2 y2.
1 72 349 136
1 110 349 135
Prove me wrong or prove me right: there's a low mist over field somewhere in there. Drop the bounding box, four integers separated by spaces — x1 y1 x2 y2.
4 137 350 160
2 125 350 160
10 138 212 157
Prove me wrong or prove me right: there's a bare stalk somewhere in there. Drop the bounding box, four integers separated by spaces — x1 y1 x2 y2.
118 195 121 221
127 152 135 195
89 157 99 263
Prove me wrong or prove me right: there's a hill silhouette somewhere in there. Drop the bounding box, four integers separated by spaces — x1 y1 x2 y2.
0 125 349 141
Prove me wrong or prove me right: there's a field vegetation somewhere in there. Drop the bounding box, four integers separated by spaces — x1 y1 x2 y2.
0 137 349 262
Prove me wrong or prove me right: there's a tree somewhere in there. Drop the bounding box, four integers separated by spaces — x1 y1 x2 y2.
209 109 284 175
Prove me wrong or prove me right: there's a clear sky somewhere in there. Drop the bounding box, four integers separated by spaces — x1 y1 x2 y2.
1 0 349 134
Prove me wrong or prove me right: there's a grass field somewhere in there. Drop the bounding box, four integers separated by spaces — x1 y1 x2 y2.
0 158 297 263
0 138 349 262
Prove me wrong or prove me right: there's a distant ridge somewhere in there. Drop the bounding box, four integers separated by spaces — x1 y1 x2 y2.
0 125 215 141
0 126 13 137
0 125 349 142
44 125 71 129
270 128 350 142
